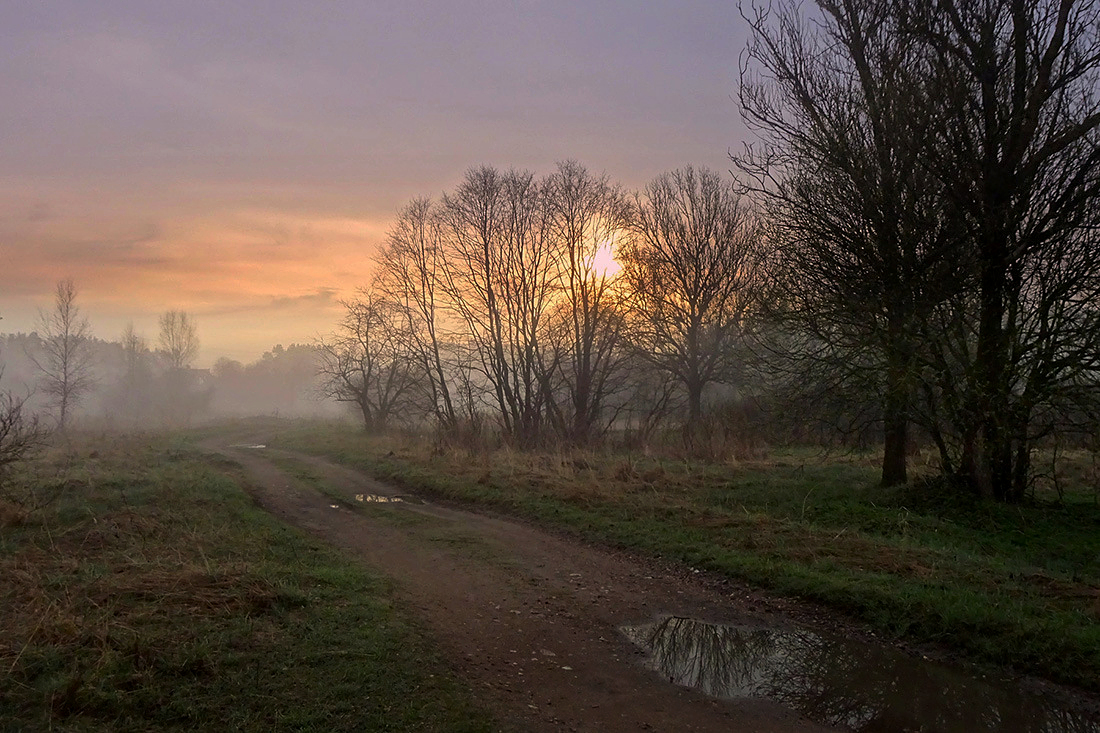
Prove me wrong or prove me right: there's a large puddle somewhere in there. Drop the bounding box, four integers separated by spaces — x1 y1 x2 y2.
622 617 1100 732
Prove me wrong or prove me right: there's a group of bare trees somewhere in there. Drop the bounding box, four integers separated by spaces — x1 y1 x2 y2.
320 162 760 449
321 0 1100 503
8 279 204 430
740 0 1100 500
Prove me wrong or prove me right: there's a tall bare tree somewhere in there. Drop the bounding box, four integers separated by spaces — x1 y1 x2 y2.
904 0 1100 500
158 311 199 371
439 166 560 446
31 279 95 430
738 0 961 485
740 0 1100 499
375 197 459 430
542 161 633 445
156 310 203 425
621 167 759 436
111 323 153 426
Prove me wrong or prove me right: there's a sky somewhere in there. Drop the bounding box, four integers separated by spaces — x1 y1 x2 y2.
0 0 752 366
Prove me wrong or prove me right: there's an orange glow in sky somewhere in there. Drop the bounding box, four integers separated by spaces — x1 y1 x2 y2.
0 2 748 366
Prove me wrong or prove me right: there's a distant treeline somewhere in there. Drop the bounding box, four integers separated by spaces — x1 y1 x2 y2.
0 332 338 428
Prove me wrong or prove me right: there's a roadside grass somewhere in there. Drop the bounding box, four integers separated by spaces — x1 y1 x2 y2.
0 433 494 732
249 417 1100 691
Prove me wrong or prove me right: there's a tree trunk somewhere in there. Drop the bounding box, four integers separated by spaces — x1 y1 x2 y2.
359 401 375 432
881 321 910 486
881 407 908 486
683 375 705 451
1010 435 1030 503
971 235 1013 500
571 368 593 446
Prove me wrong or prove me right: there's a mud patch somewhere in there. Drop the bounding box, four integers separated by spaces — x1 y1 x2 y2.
623 616 1099 732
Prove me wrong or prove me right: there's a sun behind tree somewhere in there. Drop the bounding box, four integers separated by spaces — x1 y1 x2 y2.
591 239 622 279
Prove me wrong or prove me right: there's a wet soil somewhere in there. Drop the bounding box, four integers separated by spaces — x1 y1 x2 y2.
204 436 1099 732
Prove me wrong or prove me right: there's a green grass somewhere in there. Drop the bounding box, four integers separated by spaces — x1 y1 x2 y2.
251 417 1100 691
0 433 494 732
260 449 514 568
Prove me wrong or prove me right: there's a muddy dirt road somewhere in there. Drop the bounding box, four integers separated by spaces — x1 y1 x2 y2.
208 438 837 732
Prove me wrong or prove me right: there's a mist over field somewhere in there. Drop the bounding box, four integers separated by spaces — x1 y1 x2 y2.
0 330 343 429
5 1 1100 731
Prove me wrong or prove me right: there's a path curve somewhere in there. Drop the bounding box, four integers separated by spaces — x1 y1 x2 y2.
207 438 834 733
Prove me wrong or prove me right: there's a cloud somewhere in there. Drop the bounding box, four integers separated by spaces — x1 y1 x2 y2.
201 287 341 317
270 288 340 309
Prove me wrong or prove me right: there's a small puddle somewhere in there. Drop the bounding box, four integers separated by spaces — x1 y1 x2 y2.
622 616 1100 732
355 493 421 504
228 444 266 449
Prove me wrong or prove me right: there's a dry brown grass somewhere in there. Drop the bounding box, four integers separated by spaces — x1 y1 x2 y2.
1 538 279 675
0 497 29 527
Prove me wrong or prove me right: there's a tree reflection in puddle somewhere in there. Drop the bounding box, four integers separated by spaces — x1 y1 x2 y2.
622 616 1099 732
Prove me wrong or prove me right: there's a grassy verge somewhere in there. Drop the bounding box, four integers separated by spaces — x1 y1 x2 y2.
252 417 1100 691
0 432 494 732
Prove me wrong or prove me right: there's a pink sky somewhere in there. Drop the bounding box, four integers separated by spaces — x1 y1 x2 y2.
0 1 750 365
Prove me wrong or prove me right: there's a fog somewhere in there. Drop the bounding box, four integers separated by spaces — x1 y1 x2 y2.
0 332 346 431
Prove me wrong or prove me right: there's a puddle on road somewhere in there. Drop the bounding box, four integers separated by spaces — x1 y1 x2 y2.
355 493 402 503
354 493 421 504
228 444 267 449
622 616 1100 732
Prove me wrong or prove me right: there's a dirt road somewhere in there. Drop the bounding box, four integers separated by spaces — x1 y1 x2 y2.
209 438 834 732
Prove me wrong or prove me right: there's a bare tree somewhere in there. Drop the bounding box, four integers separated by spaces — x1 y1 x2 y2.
543 161 634 445
31 279 95 430
739 0 1100 500
903 0 1100 501
0 316 48 505
317 289 419 430
158 310 199 370
111 323 153 427
156 311 205 425
121 323 150 385
439 166 560 446
375 197 460 430
621 167 759 439
0 387 48 504
737 0 962 485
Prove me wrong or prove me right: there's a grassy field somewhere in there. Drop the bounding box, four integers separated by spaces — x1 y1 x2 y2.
254 417 1100 692
0 433 494 732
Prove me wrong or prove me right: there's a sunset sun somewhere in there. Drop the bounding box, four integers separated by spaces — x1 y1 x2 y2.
592 239 622 278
